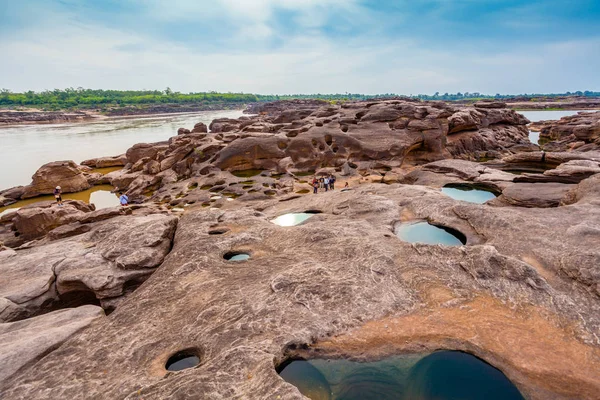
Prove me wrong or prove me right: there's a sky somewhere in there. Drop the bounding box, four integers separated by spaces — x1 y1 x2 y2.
0 0 599 95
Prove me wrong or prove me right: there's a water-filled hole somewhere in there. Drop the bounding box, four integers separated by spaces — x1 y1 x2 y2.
224 251 250 261
165 350 200 372
441 184 498 204
278 351 523 400
395 221 466 246
271 213 314 226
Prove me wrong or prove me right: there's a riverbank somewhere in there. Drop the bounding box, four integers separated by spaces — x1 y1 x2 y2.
0 103 246 125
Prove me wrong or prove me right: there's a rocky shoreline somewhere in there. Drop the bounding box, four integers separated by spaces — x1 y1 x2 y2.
2 96 598 125
0 104 245 125
1 99 599 399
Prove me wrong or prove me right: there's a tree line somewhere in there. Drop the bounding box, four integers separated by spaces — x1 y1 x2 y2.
1 87 598 110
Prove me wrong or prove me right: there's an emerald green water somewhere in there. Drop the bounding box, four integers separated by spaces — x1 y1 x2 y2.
279 351 524 400
271 213 314 226
441 185 497 204
395 222 465 246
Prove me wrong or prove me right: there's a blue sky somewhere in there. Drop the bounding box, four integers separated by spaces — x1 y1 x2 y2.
0 0 599 94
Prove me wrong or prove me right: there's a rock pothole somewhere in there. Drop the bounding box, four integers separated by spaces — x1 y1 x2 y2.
277 351 523 400
394 221 466 246
223 252 250 261
165 349 201 372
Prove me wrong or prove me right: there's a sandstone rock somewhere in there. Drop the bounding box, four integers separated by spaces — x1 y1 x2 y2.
21 161 91 198
539 111 600 149
0 305 104 384
47 222 92 241
191 122 208 133
0 214 178 320
177 128 191 135
125 142 168 164
2 184 599 399
11 202 88 241
0 186 26 200
493 182 576 208
79 206 131 224
81 154 127 168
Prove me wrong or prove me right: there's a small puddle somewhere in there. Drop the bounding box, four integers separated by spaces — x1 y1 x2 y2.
279 351 524 400
165 351 200 372
441 184 497 204
395 221 465 246
0 184 120 216
271 213 314 227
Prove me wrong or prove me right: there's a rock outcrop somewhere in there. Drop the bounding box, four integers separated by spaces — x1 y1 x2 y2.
2 99 600 400
0 214 177 321
538 111 600 151
21 161 91 198
1 182 599 399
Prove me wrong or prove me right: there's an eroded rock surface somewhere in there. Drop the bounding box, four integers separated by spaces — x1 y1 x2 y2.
2 100 600 400
0 214 177 322
0 305 104 385
2 182 599 399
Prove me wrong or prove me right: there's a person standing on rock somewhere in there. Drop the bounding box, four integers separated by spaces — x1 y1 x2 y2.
313 179 319 194
324 176 330 191
329 175 336 190
53 186 63 206
119 192 129 207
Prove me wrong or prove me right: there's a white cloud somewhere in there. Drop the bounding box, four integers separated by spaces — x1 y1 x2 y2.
0 1 598 94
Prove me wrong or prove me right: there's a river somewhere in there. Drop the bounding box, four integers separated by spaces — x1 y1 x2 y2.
0 109 245 191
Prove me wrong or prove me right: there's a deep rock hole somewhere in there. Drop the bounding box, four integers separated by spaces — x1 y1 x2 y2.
223 251 250 261
165 350 201 372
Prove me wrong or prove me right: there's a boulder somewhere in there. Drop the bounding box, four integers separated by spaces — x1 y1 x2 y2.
21 161 91 198
191 122 208 133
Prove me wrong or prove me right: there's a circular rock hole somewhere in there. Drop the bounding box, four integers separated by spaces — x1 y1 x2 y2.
165 350 200 372
394 221 466 246
324 134 333 146
224 251 250 261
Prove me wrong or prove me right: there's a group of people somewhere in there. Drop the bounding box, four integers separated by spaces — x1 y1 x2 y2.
311 175 337 194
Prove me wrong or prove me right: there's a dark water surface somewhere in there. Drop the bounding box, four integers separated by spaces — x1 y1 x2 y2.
165 354 200 372
279 351 524 400
395 222 465 246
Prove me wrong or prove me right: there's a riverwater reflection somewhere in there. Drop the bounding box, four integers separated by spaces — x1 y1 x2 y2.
0 109 245 190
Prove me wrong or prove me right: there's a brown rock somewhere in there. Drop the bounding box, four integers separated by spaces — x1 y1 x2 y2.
21 161 91 198
0 305 104 384
191 122 208 133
